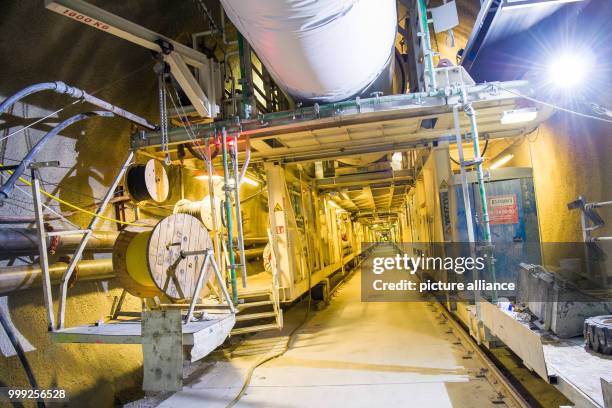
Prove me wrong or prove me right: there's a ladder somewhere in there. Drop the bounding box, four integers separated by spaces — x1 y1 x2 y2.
231 287 283 335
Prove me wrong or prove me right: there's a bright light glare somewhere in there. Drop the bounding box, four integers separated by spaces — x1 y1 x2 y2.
500 108 537 125
327 200 345 212
195 174 259 186
489 154 514 170
391 152 403 171
547 53 590 89
241 176 259 187
194 174 223 181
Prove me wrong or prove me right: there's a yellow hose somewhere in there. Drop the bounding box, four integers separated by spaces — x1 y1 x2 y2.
2 163 144 226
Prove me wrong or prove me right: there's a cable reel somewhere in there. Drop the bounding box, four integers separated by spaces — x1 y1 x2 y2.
125 159 169 203
113 214 213 301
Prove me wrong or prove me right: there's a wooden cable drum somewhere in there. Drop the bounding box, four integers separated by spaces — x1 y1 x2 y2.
173 197 222 231
126 159 169 203
113 214 213 301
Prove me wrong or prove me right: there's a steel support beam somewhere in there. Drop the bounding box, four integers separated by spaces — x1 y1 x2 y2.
45 0 217 117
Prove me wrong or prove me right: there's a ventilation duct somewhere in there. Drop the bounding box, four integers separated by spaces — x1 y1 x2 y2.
220 0 397 103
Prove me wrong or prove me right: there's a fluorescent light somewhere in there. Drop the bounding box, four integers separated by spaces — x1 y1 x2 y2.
194 173 259 186
489 154 513 169
500 108 537 125
241 176 259 186
194 174 223 181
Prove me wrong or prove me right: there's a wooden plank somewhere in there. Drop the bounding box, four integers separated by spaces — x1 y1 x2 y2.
480 301 549 381
142 310 183 392
51 321 143 344
186 314 235 362
602 378 612 408
51 318 227 344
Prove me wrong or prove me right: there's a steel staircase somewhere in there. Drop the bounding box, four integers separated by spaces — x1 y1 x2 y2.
231 287 283 335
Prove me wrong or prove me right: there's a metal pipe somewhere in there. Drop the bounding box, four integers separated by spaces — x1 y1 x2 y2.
465 104 491 242
452 105 475 243
0 259 114 295
221 128 238 303
416 0 436 91
232 133 247 287
239 139 251 183
236 247 265 261
0 81 156 129
206 138 223 283
0 111 113 200
465 100 497 304
0 228 118 256
453 103 481 325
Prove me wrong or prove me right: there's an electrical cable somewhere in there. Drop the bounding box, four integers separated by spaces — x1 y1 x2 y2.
12 183 81 230
226 257 312 408
0 62 152 144
0 310 45 408
0 162 146 227
450 138 488 166
496 84 612 124
0 102 80 143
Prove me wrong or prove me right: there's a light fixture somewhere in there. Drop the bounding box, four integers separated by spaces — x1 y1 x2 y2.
194 171 259 186
327 200 345 212
194 173 223 181
489 154 513 169
241 176 259 187
391 151 403 171
547 52 592 90
500 107 537 125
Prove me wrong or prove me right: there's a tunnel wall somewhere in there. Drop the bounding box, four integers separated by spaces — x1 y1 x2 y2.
0 1 212 406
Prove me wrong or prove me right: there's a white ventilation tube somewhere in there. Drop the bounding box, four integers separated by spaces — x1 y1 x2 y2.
220 0 397 103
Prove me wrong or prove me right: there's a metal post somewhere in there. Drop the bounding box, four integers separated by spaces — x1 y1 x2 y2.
209 253 236 314
31 174 56 331
452 104 481 322
221 128 238 303
57 151 134 329
464 100 497 303
452 105 475 243
231 133 248 287
185 252 211 323
416 0 437 92
205 138 223 281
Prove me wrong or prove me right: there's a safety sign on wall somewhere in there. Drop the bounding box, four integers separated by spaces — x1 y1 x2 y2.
488 194 518 224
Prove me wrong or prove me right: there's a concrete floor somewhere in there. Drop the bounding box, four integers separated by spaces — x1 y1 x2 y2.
157 256 510 408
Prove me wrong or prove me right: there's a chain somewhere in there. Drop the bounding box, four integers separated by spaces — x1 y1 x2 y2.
158 70 171 165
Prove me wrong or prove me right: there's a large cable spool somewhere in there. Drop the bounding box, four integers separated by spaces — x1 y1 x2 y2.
113 214 213 301
126 159 169 203
173 197 222 231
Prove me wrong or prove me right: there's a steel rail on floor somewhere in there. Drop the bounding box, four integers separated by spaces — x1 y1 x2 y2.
434 302 532 408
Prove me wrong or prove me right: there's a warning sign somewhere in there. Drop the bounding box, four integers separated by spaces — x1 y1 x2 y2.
273 202 283 212
275 226 285 234
488 194 518 225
